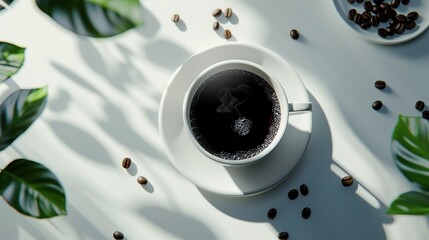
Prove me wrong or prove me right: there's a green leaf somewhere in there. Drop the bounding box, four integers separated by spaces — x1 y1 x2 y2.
35 0 144 38
0 42 25 82
387 191 429 215
0 159 66 218
391 115 429 189
0 87 48 151
0 0 14 11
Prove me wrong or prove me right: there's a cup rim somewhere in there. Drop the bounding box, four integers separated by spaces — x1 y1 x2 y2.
182 59 289 166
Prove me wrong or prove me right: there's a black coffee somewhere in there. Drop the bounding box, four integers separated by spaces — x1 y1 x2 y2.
189 69 281 160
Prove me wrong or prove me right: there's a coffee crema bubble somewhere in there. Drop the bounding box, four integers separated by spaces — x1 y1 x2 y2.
189 69 281 160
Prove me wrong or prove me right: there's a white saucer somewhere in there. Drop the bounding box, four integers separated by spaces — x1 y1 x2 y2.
333 0 429 45
158 43 312 196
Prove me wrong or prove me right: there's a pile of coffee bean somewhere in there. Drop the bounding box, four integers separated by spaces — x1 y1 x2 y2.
212 7 235 39
347 0 419 39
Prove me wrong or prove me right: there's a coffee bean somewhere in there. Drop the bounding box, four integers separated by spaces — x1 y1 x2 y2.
364 1 373 12
349 9 358 20
401 0 409 5
348 0 355 3
386 26 396 36
288 189 299 200
299 184 309 196
391 0 400 8
385 8 397 18
122 157 131 169
407 11 419 21
171 14 180 23
224 8 233 18
423 110 429 120
342 176 354 186
395 23 405 34
378 12 389 22
380 3 391 9
278 231 289 240
290 29 300 39
267 208 277 220
371 16 380 26
415 101 425 111
213 21 220 30
361 21 372 29
389 18 398 27
378 28 388 38
405 21 416 30
113 231 124 240
375 80 386 89
372 100 383 110
223 29 232 39
362 12 372 21
373 0 384 4
137 176 148 185
396 14 407 22
301 207 311 219
212 8 222 17
372 5 382 14
354 13 363 24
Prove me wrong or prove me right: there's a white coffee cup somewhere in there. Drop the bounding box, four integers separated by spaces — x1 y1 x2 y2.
183 60 311 166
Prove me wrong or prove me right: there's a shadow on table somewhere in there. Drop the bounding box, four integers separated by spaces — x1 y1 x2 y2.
200 93 393 239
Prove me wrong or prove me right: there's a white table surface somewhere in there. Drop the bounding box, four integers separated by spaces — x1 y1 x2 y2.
0 0 428 239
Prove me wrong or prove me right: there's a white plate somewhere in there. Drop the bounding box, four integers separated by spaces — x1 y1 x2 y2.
158 43 312 196
333 0 429 44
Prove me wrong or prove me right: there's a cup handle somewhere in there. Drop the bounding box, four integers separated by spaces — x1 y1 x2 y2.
288 102 312 112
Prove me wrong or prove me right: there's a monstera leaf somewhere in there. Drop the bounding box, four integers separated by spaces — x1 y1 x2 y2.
36 0 144 38
0 87 48 151
388 191 429 215
0 42 25 82
0 0 14 11
391 115 429 189
0 159 67 218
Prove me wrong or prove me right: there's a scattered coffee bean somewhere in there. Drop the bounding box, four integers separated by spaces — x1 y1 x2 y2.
396 14 407 22
225 8 233 18
212 8 222 17
374 80 386 90
415 101 425 111
391 0 400 8
378 28 388 38
213 21 220 30
389 18 398 27
423 110 429 120
407 11 419 21
113 231 124 240
354 13 363 24
301 207 311 219
372 100 383 110
401 0 409 5
223 29 232 39
122 157 131 169
372 5 382 14
395 23 405 34
364 1 373 12
288 189 299 200
371 16 380 26
137 176 148 185
380 3 391 10
299 184 309 196
362 12 372 21
171 14 180 23
267 208 277 220
405 21 416 30
278 231 289 240
386 26 395 36
290 29 300 39
342 175 354 186
348 9 358 20
385 8 397 18
361 21 372 29
378 12 389 22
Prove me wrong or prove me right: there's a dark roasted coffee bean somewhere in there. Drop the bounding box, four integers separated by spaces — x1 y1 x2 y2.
364 1 373 12
299 184 309 196
415 101 425 111
407 11 419 21
389 18 398 27
224 8 233 18
372 100 383 110
375 80 386 89
385 8 397 18
171 14 180 23
391 0 400 8
386 26 396 36
371 16 380 26
342 176 354 186
278 232 289 240
362 12 372 20
378 12 389 22
349 9 358 20
288 189 299 200
396 23 405 34
301 207 311 219
380 3 391 9
423 111 429 120
213 21 220 30
396 14 407 22
137 176 148 185
348 0 355 3
290 29 300 39
122 157 131 169
113 231 124 240
212 8 222 17
223 29 232 39
354 13 363 24
361 21 372 29
378 28 388 38
267 208 277 220
374 0 384 3
401 0 409 5
372 5 382 14
405 21 416 30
